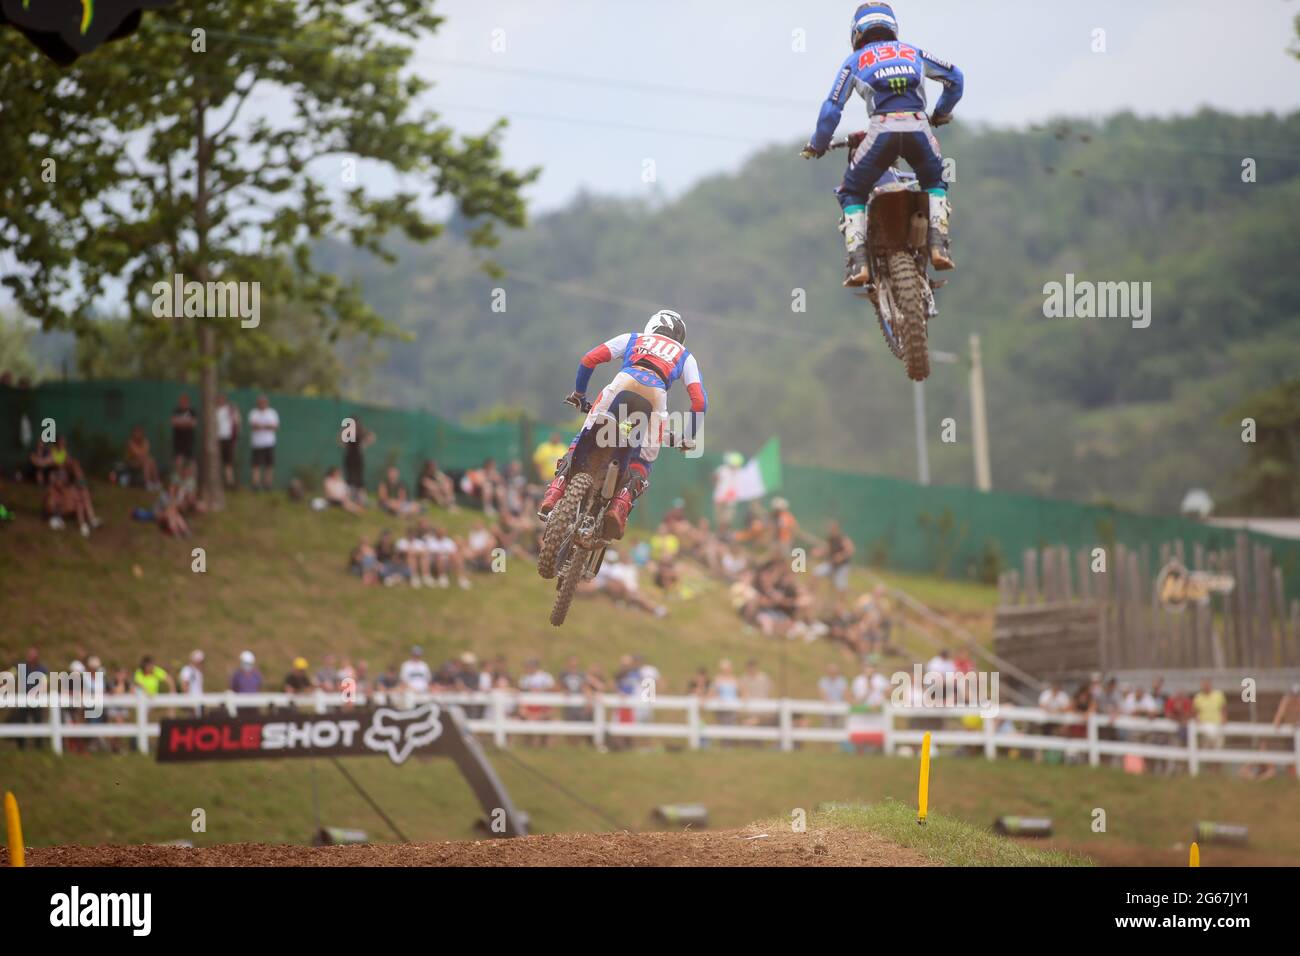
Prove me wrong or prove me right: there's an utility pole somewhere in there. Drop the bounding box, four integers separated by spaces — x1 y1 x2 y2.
969 333 992 491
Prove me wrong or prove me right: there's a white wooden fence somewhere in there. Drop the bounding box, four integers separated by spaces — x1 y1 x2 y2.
2 691 1297 777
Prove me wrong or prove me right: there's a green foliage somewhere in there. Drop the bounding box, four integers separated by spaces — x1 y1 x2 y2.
0 1 537 418
0 313 42 382
1224 378 1300 515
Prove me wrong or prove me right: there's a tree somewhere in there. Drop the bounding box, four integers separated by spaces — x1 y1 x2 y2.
0 2 536 507
1225 379 1300 516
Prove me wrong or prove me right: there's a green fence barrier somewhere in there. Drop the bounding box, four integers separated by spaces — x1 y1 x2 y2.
5 379 1298 597
0 379 522 493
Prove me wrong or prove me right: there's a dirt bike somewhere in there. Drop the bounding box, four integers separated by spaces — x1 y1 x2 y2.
536 391 687 627
825 133 945 382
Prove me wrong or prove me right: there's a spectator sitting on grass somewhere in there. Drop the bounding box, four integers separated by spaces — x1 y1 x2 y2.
231 651 264 693
500 460 530 516
463 520 498 572
425 524 472 590
124 425 162 491
323 466 366 515
417 459 457 511
154 471 192 538
62 452 103 534
29 440 56 484
578 549 667 617
350 536 381 585
396 523 434 588
378 466 421 517
653 553 681 592
175 459 206 514
813 520 855 595
373 530 407 585
460 457 504 516
41 469 81 533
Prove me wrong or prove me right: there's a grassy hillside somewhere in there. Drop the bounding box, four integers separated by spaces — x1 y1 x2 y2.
0 481 986 696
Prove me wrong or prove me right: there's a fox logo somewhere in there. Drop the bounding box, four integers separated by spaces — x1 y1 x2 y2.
363 703 444 764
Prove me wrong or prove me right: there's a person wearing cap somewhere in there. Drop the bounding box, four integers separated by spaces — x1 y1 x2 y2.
284 657 313 694
399 646 432 694
230 650 264 694
179 650 206 696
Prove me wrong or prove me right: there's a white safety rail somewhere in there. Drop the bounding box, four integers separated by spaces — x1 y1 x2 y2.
1 692 1297 777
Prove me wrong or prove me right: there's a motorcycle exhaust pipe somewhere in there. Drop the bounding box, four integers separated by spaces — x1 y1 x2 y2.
909 210 929 249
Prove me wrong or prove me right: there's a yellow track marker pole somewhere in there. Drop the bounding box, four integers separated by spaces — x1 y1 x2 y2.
4 792 24 867
917 731 932 825
1189 842 1199 867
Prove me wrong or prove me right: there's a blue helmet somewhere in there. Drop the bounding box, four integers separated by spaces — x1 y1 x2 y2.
851 3 899 49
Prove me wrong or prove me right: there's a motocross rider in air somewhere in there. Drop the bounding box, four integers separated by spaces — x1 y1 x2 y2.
801 3 964 287
537 309 708 541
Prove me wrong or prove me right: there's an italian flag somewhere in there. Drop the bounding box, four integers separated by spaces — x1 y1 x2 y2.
729 438 782 503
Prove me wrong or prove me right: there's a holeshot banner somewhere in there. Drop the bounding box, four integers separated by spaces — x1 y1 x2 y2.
157 702 452 765
155 702 527 836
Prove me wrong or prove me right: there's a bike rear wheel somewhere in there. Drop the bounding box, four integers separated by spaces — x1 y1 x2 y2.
538 472 591 579
888 250 930 381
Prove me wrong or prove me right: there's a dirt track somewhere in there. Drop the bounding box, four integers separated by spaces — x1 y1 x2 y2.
4 825 934 867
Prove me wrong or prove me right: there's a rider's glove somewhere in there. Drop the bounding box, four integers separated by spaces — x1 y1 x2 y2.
799 142 825 160
929 112 952 128
565 390 586 409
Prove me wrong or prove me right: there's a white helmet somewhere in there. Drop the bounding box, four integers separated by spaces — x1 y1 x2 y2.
644 308 686 344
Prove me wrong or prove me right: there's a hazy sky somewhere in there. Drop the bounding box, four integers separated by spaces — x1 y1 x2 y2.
414 0 1300 211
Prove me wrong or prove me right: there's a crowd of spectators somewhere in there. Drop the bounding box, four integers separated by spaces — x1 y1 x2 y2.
11 640 1299 774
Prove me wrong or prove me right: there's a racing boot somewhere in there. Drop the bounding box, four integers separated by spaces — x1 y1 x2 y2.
537 470 566 519
841 205 870 286
601 472 647 540
927 192 955 271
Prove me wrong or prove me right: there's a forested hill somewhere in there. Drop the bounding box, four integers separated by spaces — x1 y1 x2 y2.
319 110 1300 514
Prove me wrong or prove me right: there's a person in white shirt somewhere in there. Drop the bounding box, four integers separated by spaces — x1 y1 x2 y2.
399 647 432 694
246 394 280 491
925 650 956 676
179 650 205 696
1037 680 1071 738
215 393 242 489
396 526 433 588
1037 681 1070 713
424 525 471 590
518 658 557 746
851 664 889 708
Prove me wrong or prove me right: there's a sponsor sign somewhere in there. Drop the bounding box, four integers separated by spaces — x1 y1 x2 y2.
157 702 448 765
1154 560 1235 612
